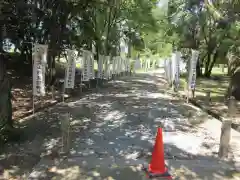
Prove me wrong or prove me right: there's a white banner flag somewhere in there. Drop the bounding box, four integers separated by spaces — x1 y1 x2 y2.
107 56 111 79
158 0 169 15
147 59 151 69
126 58 131 72
118 56 122 74
127 59 132 72
122 57 125 72
164 58 168 79
112 56 116 75
171 53 177 83
116 56 120 74
122 58 125 72
98 55 104 78
167 58 172 83
122 57 127 72
65 50 76 89
152 59 156 69
104 56 110 79
144 59 147 71
126 58 129 72
134 58 141 70
109 62 113 79
115 57 119 75
174 51 181 88
33 44 48 96
118 57 121 73
82 50 89 82
88 52 94 79
188 49 199 90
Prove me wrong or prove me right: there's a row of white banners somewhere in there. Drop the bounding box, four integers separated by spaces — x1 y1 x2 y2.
32 44 143 96
164 49 199 90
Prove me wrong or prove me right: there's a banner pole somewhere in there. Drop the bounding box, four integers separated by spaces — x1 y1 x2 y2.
32 43 35 115
32 96 35 115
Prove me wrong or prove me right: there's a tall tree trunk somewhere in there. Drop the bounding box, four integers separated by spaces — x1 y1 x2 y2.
47 12 59 87
226 52 240 100
196 57 202 77
208 50 218 75
127 33 131 58
204 49 212 77
0 24 13 130
0 56 13 130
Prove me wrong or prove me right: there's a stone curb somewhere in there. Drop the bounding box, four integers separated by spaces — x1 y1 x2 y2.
162 81 240 133
151 70 240 133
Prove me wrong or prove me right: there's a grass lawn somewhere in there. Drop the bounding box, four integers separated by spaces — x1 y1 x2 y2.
178 67 240 122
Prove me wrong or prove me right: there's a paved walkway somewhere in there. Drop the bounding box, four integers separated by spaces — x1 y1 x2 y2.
15 71 240 179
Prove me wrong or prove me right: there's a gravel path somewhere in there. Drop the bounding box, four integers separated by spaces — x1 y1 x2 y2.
1 71 240 179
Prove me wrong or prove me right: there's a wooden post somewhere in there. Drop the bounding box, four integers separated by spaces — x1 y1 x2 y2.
218 96 235 158
80 84 82 94
228 96 236 119
191 88 195 99
218 119 231 158
62 80 65 102
205 91 211 108
172 80 175 91
184 82 189 103
164 82 168 94
173 80 178 92
167 100 171 113
60 112 71 154
221 64 225 73
51 85 55 100
97 77 99 88
31 47 35 115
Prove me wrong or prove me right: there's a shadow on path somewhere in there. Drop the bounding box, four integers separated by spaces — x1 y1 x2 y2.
0 72 237 179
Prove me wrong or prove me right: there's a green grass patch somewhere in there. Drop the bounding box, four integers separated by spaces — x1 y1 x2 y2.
179 67 229 102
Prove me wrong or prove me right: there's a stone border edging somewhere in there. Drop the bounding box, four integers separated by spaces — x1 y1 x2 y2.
153 68 240 133
14 85 104 123
172 89 240 133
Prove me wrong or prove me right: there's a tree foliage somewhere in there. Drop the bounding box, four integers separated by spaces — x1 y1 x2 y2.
0 0 159 79
147 0 240 77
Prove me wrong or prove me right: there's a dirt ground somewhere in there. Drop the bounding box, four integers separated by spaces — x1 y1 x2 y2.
0 71 239 180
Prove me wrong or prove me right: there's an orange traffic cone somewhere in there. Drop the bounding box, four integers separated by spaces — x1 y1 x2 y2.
144 128 172 179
